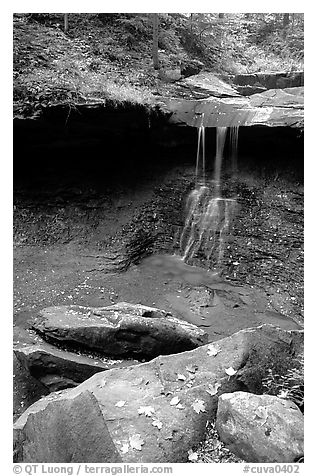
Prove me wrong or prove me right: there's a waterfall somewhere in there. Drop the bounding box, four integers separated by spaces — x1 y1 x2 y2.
229 126 239 176
213 127 228 197
180 126 238 268
195 125 206 183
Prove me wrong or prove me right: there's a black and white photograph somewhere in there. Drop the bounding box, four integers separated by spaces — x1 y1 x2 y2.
11 3 305 470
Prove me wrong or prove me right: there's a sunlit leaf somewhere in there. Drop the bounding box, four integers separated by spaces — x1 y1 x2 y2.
115 400 126 407
192 399 206 414
177 373 186 381
206 382 221 396
186 364 198 374
278 390 289 399
129 434 144 451
225 367 237 376
188 449 198 462
176 403 185 410
121 443 129 454
254 406 268 420
170 396 180 406
152 419 163 430
137 406 155 417
207 344 221 357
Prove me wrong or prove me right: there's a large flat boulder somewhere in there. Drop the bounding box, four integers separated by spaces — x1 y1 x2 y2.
216 392 304 463
32 302 208 359
14 324 303 463
14 341 138 392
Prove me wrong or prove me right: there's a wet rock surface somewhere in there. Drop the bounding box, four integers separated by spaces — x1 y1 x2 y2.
216 391 304 463
32 302 208 359
14 324 303 463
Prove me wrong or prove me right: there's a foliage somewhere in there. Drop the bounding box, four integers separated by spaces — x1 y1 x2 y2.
13 13 304 115
262 351 304 411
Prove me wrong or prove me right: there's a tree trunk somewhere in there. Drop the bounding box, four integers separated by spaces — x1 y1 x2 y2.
64 13 69 34
152 13 159 70
283 13 290 27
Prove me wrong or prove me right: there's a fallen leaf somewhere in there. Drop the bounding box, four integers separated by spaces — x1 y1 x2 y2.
138 406 155 417
152 419 163 430
186 365 198 374
188 449 198 462
207 344 221 357
176 403 185 410
121 443 129 454
170 396 180 406
177 373 186 381
278 390 289 399
254 406 268 421
129 434 144 451
206 382 221 396
225 367 237 376
115 400 126 408
192 399 206 414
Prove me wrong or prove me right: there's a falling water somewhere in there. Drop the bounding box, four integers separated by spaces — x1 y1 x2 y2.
195 125 206 182
229 126 239 176
180 126 238 268
213 127 228 197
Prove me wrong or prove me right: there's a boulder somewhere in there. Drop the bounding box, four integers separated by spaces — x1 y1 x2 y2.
176 72 240 99
14 391 122 463
216 392 304 463
14 341 138 392
32 302 208 359
14 324 303 463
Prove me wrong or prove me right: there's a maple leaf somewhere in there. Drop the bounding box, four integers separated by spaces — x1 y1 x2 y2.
177 373 186 381
115 400 126 408
186 365 198 374
192 399 206 414
225 367 237 376
129 434 144 451
188 449 198 462
170 396 180 406
207 344 221 357
121 443 129 454
254 406 268 421
206 382 221 396
137 406 155 417
152 419 163 430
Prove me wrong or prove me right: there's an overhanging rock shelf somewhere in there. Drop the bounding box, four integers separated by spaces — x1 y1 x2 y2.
158 82 303 129
14 72 304 130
